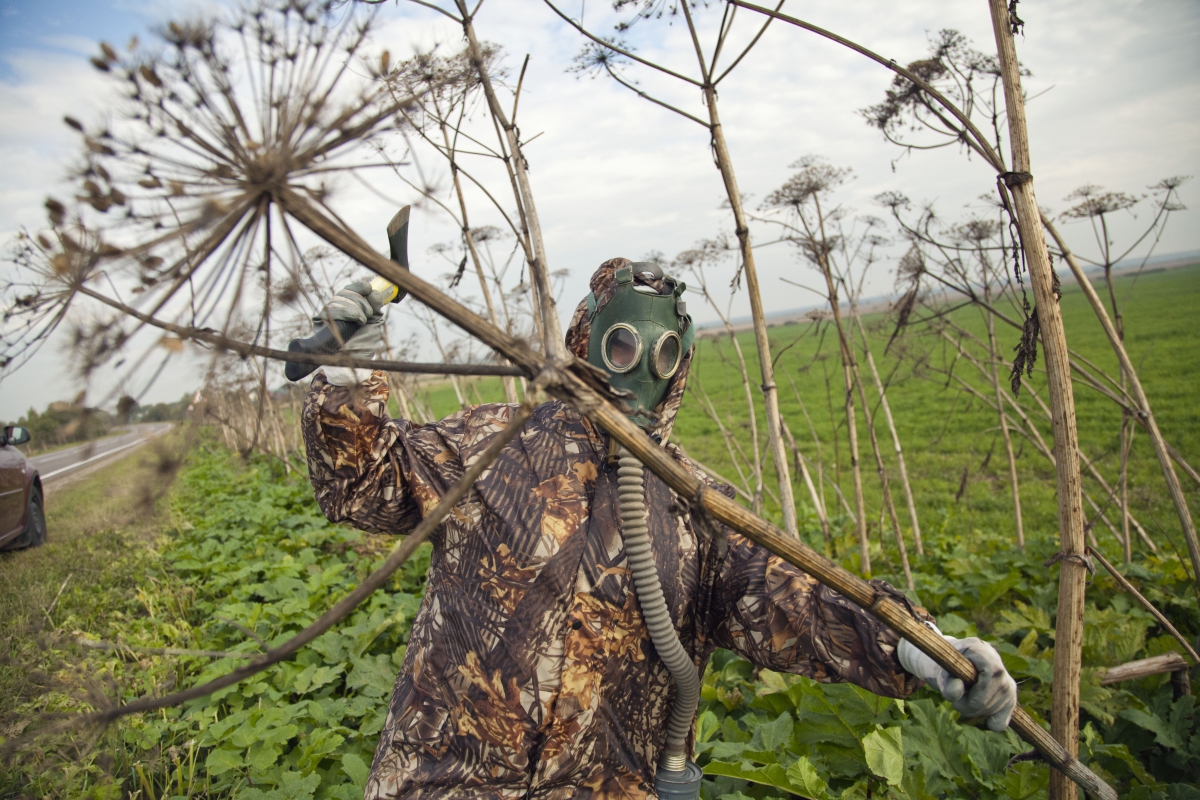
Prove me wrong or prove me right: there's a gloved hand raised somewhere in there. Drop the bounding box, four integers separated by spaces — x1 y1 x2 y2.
313 280 387 386
897 626 1018 731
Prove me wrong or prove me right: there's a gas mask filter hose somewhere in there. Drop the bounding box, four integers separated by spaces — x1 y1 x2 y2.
616 445 702 794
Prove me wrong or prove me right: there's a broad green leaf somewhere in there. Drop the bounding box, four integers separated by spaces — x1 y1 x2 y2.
702 760 795 794
205 748 244 775
1000 761 1049 800
276 770 321 799
749 712 793 753
695 709 720 743
347 653 399 697
758 669 789 695
342 753 370 785
785 756 828 799
247 740 284 773
1119 707 1185 750
862 726 904 785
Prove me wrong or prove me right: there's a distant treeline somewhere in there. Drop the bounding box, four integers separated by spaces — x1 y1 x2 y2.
11 393 192 452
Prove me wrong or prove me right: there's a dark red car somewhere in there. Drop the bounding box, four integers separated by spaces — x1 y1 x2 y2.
0 425 46 550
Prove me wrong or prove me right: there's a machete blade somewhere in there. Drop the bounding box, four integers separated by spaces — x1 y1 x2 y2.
384 205 410 303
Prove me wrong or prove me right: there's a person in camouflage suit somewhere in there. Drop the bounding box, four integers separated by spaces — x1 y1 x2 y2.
301 258 1017 799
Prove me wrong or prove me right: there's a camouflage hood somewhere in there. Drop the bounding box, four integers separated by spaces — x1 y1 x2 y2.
564 258 695 442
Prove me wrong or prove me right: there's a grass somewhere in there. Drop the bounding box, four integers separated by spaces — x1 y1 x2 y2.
0 434 191 797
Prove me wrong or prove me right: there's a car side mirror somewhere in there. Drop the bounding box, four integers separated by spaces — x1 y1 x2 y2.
4 426 31 446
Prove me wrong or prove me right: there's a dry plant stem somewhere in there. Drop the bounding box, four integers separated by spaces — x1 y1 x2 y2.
815 246 869 572
74 285 522 377
1120 419 1132 563
1023 379 1157 552
939 319 1155 549
852 312 922 555
77 638 256 660
988 7 1090 795
275 188 1115 799
983 289 1024 549
692 379 756 503
938 329 1146 550
783 419 830 541
1086 546 1200 664
789 374 829 526
702 85 797 537
86 397 536 725
1165 442 1200 487
434 103 520 404
455 0 562 358
1099 653 1190 686
672 444 758 506
1045 219 1200 585
723 0 1191 575
714 303 766 511
854 367 913 589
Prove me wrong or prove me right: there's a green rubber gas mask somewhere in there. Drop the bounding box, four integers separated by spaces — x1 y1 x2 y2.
586 263 695 429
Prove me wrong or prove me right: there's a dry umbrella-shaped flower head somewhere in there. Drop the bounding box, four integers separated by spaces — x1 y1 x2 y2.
3 0 437 384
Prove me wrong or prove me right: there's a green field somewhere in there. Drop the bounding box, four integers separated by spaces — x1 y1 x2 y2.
418 264 1200 584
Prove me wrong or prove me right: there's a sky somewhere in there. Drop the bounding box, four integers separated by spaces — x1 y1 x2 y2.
0 0 1197 422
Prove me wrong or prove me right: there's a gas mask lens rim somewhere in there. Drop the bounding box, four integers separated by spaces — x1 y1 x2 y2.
651 331 682 379
601 323 643 374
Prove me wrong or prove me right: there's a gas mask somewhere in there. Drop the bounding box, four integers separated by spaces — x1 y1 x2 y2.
586 263 695 429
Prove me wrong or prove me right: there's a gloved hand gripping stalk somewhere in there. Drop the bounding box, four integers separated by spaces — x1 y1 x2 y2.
284 206 410 381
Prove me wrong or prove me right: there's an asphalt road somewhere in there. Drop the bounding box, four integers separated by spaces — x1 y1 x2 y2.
29 423 173 488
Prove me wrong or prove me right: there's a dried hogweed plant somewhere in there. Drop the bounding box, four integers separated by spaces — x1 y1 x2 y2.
2 0 438 393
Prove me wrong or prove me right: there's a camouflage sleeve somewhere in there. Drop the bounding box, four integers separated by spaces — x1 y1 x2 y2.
301 370 437 535
708 534 932 699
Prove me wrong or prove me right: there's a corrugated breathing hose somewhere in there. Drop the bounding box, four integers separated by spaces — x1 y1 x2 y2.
617 445 703 798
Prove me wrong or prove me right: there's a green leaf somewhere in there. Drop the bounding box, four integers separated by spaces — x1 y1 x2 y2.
702 760 795 794
696 709 720 744
862 726 904 786
977 571 1020 608
1119 707 1185 750
277 770 321 799
342 753 370 786
247 740 283 773
347 653 399 697
205 747 244 776
785 756 829 799
1000 761 1049 800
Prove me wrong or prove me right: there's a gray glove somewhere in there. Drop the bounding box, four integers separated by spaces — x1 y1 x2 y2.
313 281 386 386
898 627 1018 732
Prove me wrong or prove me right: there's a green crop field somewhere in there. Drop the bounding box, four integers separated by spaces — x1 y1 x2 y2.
418 264 1200 576
1 267 1197 799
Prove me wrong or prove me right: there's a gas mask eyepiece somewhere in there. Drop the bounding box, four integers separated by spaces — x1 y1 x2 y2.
586 262 694 429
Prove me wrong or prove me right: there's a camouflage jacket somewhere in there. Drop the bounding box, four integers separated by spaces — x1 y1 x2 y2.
301 259 930 799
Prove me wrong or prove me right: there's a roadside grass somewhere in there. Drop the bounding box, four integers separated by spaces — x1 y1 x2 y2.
0 434 427 800
0 433 189 797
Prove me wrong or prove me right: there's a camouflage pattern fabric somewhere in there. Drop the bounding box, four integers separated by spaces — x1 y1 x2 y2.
302 258 932 799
